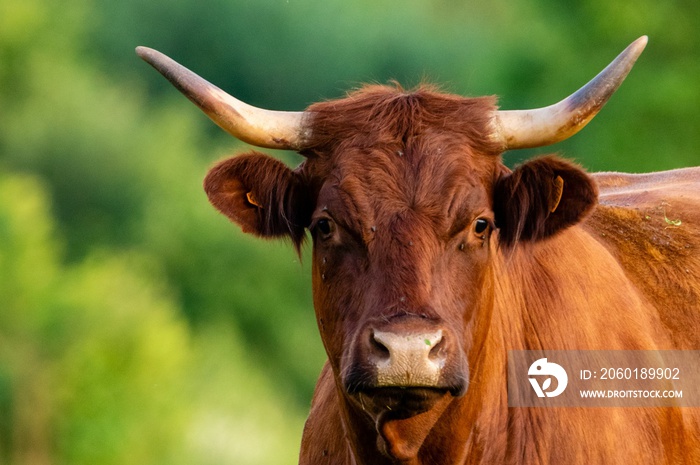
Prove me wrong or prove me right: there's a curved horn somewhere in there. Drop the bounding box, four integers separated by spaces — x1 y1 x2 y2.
136 47 306 150
492 36 648 150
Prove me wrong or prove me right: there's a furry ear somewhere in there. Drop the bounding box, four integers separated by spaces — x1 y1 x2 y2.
204 152 312 247
493 156 598 247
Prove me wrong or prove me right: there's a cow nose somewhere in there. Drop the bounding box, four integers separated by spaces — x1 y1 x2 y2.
370 329 445 387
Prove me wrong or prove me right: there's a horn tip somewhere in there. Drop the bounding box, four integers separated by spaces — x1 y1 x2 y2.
135 46 163 65
630 36 649 56
135 46 149 58
136 45 158 61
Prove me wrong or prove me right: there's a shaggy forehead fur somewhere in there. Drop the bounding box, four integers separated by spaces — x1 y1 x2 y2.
301 84 503 166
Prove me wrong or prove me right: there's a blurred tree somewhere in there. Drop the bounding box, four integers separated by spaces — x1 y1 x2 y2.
0 172 305 464
0 173 189 464
0 0 325 406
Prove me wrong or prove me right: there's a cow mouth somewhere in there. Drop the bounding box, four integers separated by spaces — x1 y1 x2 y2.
351 386 460 419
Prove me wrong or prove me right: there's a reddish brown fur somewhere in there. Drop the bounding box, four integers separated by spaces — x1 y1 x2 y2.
203 84 700 464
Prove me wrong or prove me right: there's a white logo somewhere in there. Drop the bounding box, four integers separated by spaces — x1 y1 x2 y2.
528 358 568 398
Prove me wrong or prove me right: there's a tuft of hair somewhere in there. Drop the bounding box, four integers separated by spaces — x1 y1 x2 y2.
300 83 502 157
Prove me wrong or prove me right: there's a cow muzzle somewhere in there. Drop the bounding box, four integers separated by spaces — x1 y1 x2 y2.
344 318 467 416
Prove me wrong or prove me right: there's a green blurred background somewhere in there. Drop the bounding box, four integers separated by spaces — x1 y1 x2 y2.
0 0 698 463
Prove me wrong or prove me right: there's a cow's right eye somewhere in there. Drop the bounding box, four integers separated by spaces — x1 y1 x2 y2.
314 218 335 239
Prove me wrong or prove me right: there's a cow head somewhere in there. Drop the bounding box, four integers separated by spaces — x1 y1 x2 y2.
138 36 646 461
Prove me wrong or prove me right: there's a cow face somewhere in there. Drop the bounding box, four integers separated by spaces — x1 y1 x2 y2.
306 141 495 419
203 87 598 424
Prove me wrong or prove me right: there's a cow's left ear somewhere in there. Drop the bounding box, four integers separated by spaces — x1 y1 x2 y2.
204 152 312 247
493 156 598 247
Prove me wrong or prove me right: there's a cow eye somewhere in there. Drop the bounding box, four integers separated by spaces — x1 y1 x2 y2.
314 218 335 239
474 218 490 235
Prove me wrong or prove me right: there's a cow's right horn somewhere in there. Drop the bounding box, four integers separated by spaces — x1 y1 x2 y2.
492 36 648 150
136 47 307 150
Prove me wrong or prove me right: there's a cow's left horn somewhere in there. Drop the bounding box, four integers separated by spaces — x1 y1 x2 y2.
492 36 648 150
136 47 306 150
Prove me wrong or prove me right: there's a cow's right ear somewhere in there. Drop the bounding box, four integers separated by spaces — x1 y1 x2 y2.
204 152 312 246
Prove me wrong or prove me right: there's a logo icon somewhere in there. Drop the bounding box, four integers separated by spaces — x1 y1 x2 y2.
528 358 568 398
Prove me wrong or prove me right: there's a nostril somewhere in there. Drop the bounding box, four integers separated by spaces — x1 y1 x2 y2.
370 332 391 361
428 335 446 361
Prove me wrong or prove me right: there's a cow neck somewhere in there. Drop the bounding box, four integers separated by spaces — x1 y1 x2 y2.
462 229 597 463
463 225 674 463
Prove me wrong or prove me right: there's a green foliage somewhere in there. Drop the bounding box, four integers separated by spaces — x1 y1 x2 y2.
0 0 698 462
0 173 305 464
0 173 184 463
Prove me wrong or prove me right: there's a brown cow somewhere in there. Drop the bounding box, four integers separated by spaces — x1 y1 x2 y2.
137 37 700 464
